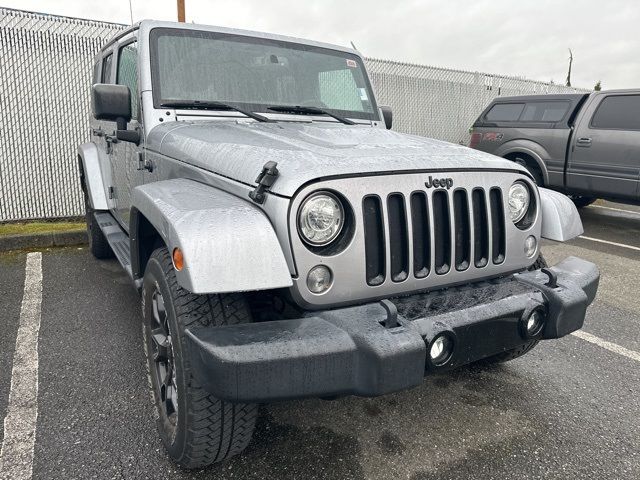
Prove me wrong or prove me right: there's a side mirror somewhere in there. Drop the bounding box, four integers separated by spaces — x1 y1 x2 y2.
92 84 140 145
380 105 393 130
92 83 131 129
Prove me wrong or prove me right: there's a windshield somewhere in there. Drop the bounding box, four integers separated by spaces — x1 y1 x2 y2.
149 28 379 121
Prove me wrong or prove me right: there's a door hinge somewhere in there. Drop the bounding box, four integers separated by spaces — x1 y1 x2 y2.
108 186 115 199
249 161 279 204
137 151 153 172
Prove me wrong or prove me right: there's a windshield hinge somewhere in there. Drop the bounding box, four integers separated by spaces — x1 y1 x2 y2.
249 161 279 204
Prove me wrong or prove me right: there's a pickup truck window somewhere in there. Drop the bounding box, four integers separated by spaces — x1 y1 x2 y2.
149 28 378 121
485 101 570 123
591 95 640 131
485 103 524 121
520 101 570 122
116 42 138 120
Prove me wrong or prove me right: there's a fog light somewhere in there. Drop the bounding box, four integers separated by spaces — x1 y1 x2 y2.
524 235 537 258
429 335 453 365
523 309 545 337
307 265 332 294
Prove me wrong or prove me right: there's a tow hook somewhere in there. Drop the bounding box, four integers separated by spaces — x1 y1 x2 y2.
380 299 399 328
249 161 279 204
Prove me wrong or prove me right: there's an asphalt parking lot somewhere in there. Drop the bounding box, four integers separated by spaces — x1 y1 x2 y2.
1 201 639 480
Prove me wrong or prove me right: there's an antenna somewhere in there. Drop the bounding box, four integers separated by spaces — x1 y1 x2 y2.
128 0 133 25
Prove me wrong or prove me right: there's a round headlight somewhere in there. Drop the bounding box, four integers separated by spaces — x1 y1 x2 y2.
298 192 344 246
508 181 530 223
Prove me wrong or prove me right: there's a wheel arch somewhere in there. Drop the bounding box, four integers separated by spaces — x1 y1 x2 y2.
78 143 109 210
495 141 550 186
130 178 293 294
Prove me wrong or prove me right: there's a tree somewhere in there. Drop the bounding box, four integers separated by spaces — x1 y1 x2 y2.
566 48 573 87
594 81 602 91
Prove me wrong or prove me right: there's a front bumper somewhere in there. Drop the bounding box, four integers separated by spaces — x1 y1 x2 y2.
186 256 599 403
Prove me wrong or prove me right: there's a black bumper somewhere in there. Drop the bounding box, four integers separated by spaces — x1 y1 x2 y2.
186 257 599 403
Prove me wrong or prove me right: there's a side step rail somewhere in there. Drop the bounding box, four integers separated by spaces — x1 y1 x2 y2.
93 211 134 280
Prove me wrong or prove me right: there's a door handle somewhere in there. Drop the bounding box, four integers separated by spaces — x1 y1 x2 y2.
576 137 592 147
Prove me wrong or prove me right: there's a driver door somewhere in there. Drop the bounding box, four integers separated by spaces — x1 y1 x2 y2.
110 38 143 231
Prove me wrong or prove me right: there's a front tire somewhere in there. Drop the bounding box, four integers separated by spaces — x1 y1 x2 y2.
82 183 113 259
142 247 257 469
513 156 544 185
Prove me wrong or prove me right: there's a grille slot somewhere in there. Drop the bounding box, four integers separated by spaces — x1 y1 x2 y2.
410 192 430 278
453 189 471 271
362 185 507 285
387 193 409 282
363 195 386 286
472 188 489 268
432 190 451 275
489 188 506 264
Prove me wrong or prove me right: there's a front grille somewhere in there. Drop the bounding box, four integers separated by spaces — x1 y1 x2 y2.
364 187 506 285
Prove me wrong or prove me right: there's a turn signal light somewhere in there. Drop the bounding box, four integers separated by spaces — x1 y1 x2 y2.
172 247 184 271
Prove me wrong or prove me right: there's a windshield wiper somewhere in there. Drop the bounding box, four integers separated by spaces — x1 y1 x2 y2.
266 105 355 125
160 100 273 123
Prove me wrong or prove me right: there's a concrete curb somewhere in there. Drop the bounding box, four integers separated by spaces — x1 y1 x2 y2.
0 230 87 252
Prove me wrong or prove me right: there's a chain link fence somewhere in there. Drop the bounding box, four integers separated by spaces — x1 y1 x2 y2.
0 7 587 221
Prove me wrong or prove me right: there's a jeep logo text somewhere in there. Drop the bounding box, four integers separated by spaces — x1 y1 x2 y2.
425 176 453 189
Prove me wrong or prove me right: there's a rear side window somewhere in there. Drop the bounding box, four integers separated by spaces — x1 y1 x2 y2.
117 42 139 119
101 53 113 83
92 61 100 84
485 101 570 123
591 95 640 131
521 101 570 122
485 103 524 121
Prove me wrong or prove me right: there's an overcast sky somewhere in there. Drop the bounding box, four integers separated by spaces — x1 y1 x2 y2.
4 0 638 89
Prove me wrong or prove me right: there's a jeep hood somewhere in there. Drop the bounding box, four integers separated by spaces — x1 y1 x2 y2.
147 121 526 197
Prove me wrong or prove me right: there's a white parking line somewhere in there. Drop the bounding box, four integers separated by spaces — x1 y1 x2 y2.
591 204 640 216
0 252 43 480
572 330 640 363
579 235 640 252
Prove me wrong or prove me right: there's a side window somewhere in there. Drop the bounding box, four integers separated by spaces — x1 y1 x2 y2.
318 69 367 112
101 53 113 83
92 61 101 84
591 95 640 131
521 101 570 122
485 103 524 122
117 42 139 120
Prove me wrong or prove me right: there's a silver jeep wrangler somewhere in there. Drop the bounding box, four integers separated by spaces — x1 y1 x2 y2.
79 20 600 468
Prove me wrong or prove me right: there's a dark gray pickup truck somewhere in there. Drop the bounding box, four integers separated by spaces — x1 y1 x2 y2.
469 90 640 207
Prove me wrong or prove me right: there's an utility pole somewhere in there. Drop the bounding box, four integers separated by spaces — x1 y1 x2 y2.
177 0 185 22
565 48 573 87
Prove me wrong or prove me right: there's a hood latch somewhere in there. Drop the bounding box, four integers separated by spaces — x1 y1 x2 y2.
249 161 279 204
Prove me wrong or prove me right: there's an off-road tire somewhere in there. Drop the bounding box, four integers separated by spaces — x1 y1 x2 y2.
142 247 257 469
569 195 597 209
480 254 548 364
82 182 113 259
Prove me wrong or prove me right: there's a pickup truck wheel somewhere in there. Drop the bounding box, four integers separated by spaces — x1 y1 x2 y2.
142 247 257 468
479 254 548 365
568 195 596 209
82 187 113 259
513 157 543 185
